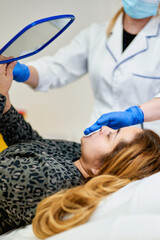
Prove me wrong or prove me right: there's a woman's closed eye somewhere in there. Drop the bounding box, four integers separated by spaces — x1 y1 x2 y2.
107 132 111 138
115 128 121 139
108 129 121 140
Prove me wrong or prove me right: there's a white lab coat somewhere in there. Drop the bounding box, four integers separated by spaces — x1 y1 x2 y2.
29 14 160 134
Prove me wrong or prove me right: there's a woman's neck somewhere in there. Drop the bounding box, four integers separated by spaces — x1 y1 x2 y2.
74 159 90 178
123 13 152 34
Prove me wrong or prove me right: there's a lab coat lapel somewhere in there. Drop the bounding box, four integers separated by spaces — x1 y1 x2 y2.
106 14 160 66
106 14 123 63
118 16 160 65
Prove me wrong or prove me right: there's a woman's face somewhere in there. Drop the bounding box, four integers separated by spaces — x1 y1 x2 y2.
80 126 143 176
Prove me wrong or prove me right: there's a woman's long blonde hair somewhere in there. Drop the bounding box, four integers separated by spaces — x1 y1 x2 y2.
107 7 124 38
33 129 160 239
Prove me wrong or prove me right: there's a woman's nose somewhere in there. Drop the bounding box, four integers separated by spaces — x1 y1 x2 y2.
101 125 115 133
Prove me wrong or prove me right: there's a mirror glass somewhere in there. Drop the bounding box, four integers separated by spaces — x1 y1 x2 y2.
0 15 75 64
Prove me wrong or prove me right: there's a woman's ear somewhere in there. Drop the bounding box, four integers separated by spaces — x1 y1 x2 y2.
91 168 100 176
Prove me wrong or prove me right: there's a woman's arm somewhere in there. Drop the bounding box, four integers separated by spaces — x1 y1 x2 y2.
0 60 16 114
0 58 42 146
0 98 43 146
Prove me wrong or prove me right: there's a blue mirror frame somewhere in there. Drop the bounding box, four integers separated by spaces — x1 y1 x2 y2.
0 14 75 64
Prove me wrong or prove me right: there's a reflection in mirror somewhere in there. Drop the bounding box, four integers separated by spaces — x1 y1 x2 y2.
0 15 75 64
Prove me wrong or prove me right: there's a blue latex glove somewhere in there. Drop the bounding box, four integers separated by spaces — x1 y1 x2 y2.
84 106 144 135
13 62 30 82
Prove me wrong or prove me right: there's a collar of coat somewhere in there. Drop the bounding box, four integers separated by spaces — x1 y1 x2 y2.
106 13 160 64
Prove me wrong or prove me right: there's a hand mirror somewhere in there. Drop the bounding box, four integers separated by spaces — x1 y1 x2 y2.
0 14 75 64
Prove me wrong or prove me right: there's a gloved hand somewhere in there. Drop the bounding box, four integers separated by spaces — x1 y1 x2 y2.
13 62 30 82
84 106 144 135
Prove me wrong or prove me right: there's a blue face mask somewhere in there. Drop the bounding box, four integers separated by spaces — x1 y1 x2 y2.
122 0 159 19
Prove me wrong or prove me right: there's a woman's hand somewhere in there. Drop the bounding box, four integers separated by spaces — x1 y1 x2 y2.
0 57 17 96
0 56 17 114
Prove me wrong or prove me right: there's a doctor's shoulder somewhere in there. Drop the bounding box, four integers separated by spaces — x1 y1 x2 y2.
71 22 109 48
88 21 109 35
79 22 109 42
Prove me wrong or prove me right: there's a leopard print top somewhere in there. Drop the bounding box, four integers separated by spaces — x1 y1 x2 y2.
0 94 84 234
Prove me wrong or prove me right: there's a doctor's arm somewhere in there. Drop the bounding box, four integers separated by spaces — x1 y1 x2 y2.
139 98 160 122
13 26 90 90
13 62 39 88
24 65 39 88
84 98 160 135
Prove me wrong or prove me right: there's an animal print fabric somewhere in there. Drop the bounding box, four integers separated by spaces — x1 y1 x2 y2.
0 94 84 234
